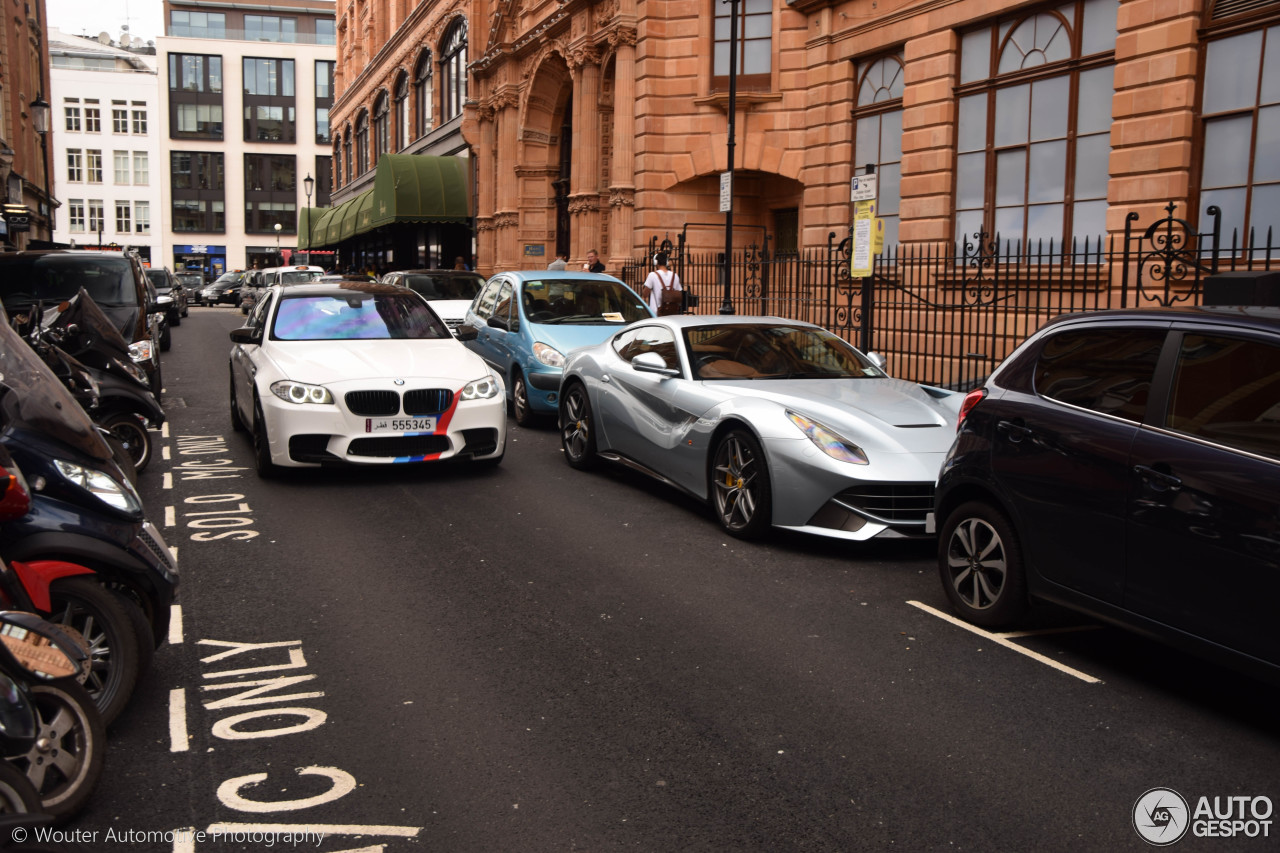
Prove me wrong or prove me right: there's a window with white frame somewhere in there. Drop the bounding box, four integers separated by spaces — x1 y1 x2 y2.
114 151 131 184
68 200 85 232
955 0 1119 249
87 150 103 183
133 152 149 185
85 101 101 132
112 102 129 133
852 52 905 247
115 201 132 234
64 100 81 132
87 200 104 234
67 149 84 182
135 201 151 234
132 103 148 134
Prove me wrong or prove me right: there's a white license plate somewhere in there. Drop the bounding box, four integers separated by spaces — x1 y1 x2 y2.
365 417 436 433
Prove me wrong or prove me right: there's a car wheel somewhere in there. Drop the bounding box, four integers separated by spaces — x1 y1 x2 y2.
938 501 1028 628
512 370 536 427
159 325 171 352
11 680 105 819
229 371 247 433
253 397 277 478
101 412 151 473
0 761 41 814
711 429 772 539
169 311 181 327
45 576 142 726
149 361 163 398
560 381 597 469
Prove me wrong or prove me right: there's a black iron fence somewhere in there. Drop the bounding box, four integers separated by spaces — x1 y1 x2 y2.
621 204 1277 390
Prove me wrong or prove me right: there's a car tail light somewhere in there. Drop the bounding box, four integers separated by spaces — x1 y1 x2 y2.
956 388 987 431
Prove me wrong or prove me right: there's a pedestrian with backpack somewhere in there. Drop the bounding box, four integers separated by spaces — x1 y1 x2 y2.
642 251 684 316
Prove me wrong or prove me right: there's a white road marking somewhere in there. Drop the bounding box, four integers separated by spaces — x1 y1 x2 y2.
163 472 172 489
163 445 171 461
206 823 421 838
169 688 190 752
162 421 170 439
171 828 195 853
165 505 176 527
169 604 184 645
907 600 1102 684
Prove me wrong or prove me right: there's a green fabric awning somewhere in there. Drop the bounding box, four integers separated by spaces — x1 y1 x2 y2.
369 154 470 228
303 154 470 248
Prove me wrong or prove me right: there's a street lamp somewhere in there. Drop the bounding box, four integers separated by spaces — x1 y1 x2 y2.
274 221 283 265
303 173 314 265
29 95 52 236
719 0 740 315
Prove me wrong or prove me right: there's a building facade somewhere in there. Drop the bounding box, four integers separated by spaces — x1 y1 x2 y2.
330 0 1278 281
49 30 164 264
157 0 337 277
1 0 55 249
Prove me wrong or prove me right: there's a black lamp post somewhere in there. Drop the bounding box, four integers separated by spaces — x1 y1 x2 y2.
29 95 52 236
719 0 740 315
303 173 314 264
274 222 283 265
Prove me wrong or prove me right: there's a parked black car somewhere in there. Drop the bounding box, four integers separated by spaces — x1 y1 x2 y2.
201 270 247 306
934 306 1280 683
0 251 163 396
145 266 188 327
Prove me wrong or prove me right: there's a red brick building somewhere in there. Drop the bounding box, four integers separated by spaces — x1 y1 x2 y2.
330 0 1278 276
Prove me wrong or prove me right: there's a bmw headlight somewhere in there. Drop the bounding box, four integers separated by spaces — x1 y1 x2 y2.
128 339 155 365
460 375 500 400
270 380 333 404
533 342 566 368
53 459 143 513
786 411 869 465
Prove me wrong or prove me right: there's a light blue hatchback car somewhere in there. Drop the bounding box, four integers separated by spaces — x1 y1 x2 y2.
459 271 653 425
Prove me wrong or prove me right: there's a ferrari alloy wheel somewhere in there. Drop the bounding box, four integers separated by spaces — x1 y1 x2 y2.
560 382 597 469
939 501 1027 627
711 429 772 539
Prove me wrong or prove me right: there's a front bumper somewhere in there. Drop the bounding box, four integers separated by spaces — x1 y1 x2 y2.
261 383 507 467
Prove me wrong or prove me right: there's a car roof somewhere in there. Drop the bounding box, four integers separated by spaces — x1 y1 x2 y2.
1041 306 1280 332
500 270 626 284
389 269 484 277
270 281 414 298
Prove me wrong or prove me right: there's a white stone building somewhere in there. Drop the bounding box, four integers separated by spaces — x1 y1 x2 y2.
49 29 164 265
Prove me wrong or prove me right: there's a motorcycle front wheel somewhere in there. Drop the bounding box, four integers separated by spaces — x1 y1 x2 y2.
6 680 105 821
44 577 141 726
0 760 41 813
101 412 151 474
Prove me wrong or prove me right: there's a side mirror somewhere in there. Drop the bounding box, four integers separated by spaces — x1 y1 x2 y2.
632 351 680 377
455 324 479 342
230 327 262 345
486 315 509 332
866 351 888 374
0 611 87 681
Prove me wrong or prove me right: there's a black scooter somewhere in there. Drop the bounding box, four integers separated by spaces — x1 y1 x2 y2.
0 317 177 726
0 608 103 826
20 292 165 474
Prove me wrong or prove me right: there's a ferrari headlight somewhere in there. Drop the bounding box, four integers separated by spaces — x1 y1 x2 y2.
460 375 500 400
128 340 154 364
53 459 142 513
270 380 333 405
786 411 869 465
533 342 565 368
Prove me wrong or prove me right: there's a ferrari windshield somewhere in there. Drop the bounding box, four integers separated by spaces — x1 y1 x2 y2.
0 255 140 309
686 324 887 380
271 292 451 341
520 278 648 325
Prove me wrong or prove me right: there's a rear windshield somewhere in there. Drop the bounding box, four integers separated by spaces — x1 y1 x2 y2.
279 270 324 285
0 255 140 308
401 274 485 301
271 292 451 341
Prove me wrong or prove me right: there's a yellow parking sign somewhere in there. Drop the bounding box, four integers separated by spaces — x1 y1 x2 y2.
851 200 877 279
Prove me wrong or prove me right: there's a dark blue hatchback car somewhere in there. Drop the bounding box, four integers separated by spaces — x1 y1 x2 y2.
933 306 1280 682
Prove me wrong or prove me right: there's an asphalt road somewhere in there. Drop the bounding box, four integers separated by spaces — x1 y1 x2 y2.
57 307 1280 853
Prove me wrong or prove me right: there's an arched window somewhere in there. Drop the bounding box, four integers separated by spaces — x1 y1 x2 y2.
441 21 467 122
356 110 369 175
852 53 905 246
394 73 409 151
333 139 342 189
414 51 433 138
343 128 352 184
374 92 389 160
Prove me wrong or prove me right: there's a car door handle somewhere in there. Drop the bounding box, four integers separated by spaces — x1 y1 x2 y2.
1134 464 1182 491
996 419 1033 442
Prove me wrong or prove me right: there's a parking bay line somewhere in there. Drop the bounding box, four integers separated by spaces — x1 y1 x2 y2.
906 601 1103 684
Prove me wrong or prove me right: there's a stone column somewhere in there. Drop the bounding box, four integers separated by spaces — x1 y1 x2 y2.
568 46 602 262
476 102 498 274
496 93 521 271
607 26 637 267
